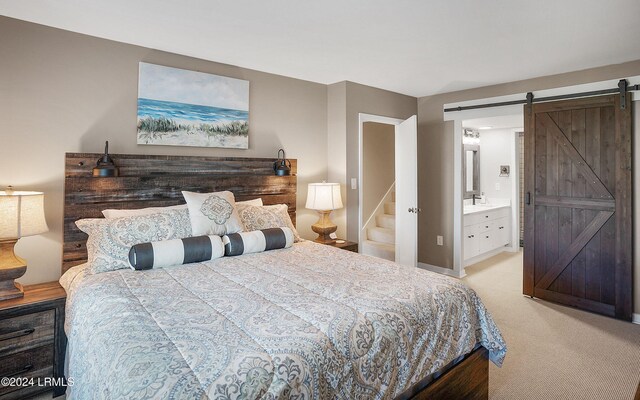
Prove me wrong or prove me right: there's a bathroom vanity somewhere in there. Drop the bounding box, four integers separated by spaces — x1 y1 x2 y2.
463 204 511 264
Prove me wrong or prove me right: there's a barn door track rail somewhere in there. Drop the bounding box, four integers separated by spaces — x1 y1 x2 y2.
444 79 639 113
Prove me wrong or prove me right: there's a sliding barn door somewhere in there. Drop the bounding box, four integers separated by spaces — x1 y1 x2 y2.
523 94 632 321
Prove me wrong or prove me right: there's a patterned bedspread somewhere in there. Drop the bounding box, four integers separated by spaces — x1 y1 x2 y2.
61 241 506 400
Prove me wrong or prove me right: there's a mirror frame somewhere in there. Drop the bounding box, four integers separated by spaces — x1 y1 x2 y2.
463 144 480 199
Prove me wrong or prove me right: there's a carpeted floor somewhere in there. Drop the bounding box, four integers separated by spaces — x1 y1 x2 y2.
463 250 640 400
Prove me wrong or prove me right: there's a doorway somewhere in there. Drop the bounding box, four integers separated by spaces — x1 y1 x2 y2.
358 113 418 267
460 114 523 268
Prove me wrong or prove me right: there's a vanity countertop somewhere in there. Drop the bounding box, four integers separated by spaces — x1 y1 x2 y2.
463 203 510 215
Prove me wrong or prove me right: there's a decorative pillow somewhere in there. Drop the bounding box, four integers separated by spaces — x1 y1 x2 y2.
239 198 263 207
182 191 244 236
102 198 262 219
236 203 300 242
129 235 224 270
76 209 192 274
102 204 186 219
223 227 294 256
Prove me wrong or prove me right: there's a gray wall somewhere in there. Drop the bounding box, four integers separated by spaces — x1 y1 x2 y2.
344 82 417 241
326 82 348 239
417 59 640 312
0 17 328 285
362 122 395 223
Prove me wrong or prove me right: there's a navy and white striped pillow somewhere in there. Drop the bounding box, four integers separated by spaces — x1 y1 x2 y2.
223 227 294 256
129 235 224 270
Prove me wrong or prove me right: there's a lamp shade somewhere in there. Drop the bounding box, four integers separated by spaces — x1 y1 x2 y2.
0 191 49 240
306 183 343 211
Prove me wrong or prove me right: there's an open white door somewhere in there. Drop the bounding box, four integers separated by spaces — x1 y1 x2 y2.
394 115 418 267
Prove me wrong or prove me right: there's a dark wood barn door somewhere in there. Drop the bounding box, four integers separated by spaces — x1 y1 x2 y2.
523 94 632 321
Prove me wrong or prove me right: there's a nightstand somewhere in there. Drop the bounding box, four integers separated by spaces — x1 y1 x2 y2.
0 282 66 399
322 240 358 253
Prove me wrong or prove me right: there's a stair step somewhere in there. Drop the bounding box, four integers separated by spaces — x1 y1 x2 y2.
367 227 395 244
383 202 396 215
376 214 395 229
361 240 395 261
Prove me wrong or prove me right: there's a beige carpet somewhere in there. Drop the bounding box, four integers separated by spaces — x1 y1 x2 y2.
463 250 640 400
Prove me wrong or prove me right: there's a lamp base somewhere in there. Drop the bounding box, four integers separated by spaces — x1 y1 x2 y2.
0 239 27 301
311 210 338 244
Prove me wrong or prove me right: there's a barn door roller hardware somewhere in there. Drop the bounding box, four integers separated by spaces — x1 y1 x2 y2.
444 79 639 112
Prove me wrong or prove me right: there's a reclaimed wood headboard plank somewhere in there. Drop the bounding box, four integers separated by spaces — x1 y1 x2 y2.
63 153 297 273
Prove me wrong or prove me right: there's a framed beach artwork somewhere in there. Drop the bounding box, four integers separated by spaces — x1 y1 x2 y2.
137 62 249 149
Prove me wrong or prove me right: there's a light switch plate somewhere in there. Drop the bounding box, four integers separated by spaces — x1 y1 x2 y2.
437 235 443 246
351 178 358 190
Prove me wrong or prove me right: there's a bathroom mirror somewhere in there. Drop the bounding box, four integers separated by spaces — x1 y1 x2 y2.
463 144 480 199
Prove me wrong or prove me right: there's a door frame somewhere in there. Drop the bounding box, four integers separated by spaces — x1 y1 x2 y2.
358 113 405 253
443 76 640 278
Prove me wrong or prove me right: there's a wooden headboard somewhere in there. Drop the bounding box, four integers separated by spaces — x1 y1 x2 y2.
63 153 297 273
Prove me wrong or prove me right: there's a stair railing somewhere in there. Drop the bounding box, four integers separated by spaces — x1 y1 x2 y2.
360 182 396 240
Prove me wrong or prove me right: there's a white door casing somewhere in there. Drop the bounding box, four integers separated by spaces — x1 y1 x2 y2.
395 115 418 267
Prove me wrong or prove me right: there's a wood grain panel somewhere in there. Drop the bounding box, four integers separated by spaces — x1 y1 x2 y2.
63 153 298 272
0 310 54 357
613 94 633 320
407 347 488 400
0 345 54 398
523 94 633 321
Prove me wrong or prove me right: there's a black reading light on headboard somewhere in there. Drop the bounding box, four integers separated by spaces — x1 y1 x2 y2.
273 149 291 176
92 141 119 177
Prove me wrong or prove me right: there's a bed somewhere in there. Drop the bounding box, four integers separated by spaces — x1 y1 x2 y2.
60 153 506 399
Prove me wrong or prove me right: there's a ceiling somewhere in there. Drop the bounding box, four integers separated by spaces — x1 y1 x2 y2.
1 0 639 97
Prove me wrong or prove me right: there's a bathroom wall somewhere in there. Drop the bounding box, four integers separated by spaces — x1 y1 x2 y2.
478 129 517 202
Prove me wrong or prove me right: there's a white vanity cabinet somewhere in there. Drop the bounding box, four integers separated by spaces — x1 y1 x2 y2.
463 207 511 263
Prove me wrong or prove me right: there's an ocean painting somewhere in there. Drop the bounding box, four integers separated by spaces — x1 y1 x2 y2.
137 62 249 149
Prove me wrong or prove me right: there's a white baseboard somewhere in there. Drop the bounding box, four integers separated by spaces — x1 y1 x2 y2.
633 313 640 325
418 262 466 279
463 247 510 267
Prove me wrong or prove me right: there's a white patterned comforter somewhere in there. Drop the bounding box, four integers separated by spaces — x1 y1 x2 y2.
61 241 506 400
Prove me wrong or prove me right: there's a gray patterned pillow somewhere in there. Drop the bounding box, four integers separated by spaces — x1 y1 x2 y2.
76 209 192 274
182 190 244 236
236 203 300 242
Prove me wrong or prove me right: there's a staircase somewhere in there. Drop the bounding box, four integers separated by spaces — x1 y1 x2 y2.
361 190 395 261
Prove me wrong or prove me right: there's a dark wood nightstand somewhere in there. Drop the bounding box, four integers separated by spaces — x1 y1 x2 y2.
0 282 66 399
322 240 358 253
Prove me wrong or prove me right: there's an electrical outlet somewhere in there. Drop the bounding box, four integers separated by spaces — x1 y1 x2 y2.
495 182 500 191
437 235 443 246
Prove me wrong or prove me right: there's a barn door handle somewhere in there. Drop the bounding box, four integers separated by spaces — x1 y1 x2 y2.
525 192 531 205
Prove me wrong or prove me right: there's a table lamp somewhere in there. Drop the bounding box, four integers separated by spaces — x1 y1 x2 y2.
306 182 343 244
0 189 48 300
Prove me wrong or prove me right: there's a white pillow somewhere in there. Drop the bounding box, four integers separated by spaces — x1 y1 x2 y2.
182 190 244 236
102 198 262 219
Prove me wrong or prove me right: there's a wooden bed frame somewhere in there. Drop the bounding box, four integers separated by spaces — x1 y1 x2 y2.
62 152 489 400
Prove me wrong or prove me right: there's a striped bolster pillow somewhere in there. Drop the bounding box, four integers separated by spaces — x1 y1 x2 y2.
129 235 224 270
223 227 294 256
